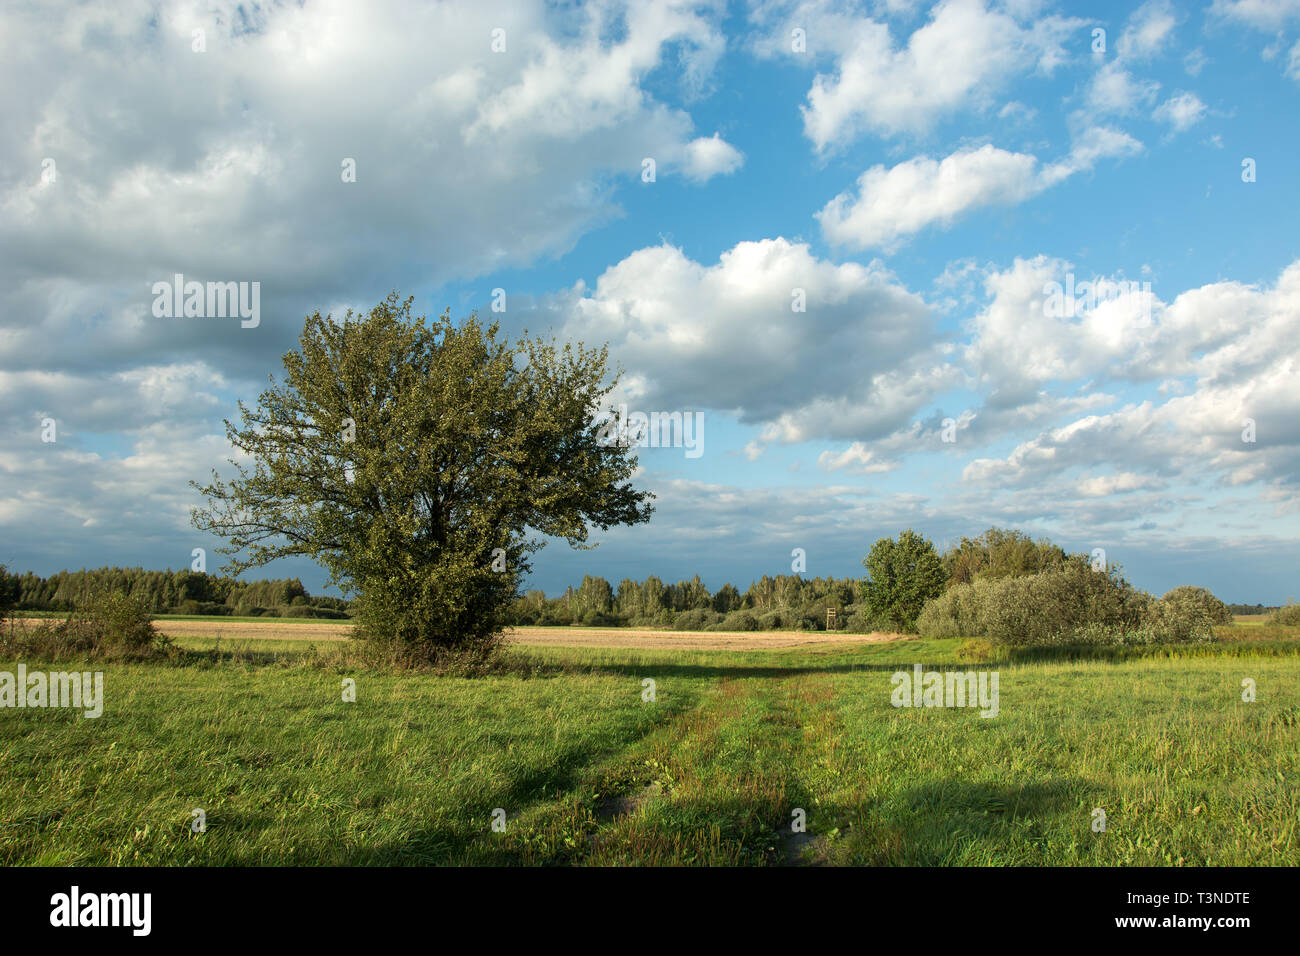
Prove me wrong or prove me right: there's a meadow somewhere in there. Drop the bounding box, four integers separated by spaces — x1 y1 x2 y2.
1 622 1297 866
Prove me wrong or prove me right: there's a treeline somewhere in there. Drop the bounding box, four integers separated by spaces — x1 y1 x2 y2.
1226 603 1280 615
1 567 351 619
506 528 1135 633
509 573 874 632
511 527 1252 644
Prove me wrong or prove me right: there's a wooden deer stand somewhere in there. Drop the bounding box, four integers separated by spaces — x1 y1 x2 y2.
826 608 837 631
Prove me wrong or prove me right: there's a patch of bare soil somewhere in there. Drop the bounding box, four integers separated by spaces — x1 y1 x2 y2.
776 828 827 866
594 782 664 822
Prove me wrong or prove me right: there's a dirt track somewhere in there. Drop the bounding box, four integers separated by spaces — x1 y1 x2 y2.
129 619 910 651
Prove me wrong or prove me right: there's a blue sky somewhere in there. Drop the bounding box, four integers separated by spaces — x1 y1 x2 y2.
2 0 1299 604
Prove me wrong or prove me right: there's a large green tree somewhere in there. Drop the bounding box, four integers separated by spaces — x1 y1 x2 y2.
193 294 654 661
861 530 947 632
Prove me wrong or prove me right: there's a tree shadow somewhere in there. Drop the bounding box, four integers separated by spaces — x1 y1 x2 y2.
856 777 1103 865
217 691 707 865
500 659 957 681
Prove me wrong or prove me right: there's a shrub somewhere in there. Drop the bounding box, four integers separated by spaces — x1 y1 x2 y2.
1066 617 1215 646
674 608 722 631
6 590 169 660
1159 586 1232 626
1268 604 1300 626
720 609 760 632
308 596 351 612
282 604 348 620
1143 593 1219 643
85 591 162 651
537 607 575 627
758 610 788 631
979 565 1148 646
510 606 540 626
916 581 991 639
794 610 824 631
842 608 888 633
915 567 1224 647
175 599 232 616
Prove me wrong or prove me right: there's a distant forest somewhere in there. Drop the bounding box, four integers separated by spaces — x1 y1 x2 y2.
510 574 875 631
2 557 1276 633
1225 603 1282 615
0 565 875 631
2 567 350 619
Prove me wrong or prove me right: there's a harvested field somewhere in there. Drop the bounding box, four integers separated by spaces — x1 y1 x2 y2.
155 618 355 642
503 626 910 650
11 616 912 650
10 615 353 643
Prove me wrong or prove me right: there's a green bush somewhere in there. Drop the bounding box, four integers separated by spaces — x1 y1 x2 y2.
916 580 992 639
6 590 169 660
674 608 722 631
842 607 888 633
1065 617 1215 646
1159 586 1232 626
921 565 1219 647
720 609 760 632
508 601 540 625
308 596 351 612
282 604 348 620
537 608 575 627
102 592 162 645
1143 592 1219 642
794 611 824 631
175 599 233 616
977 565 1148 646
1268 604 1300 626
758 610 788 631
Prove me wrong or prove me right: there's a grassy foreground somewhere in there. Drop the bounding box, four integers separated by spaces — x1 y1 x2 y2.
1 633 1297 866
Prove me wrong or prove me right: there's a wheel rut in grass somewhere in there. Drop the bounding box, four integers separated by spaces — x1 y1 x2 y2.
772 673 843 866
582 673 848 865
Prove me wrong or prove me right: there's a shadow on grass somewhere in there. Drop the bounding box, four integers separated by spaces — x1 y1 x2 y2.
215 689 710 866
843 777 1102 866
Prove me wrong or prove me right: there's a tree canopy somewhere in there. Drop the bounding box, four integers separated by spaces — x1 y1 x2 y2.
861 529 947 631
192 293 653 661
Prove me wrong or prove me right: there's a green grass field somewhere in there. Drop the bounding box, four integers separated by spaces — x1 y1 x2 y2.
2 631 1297 866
